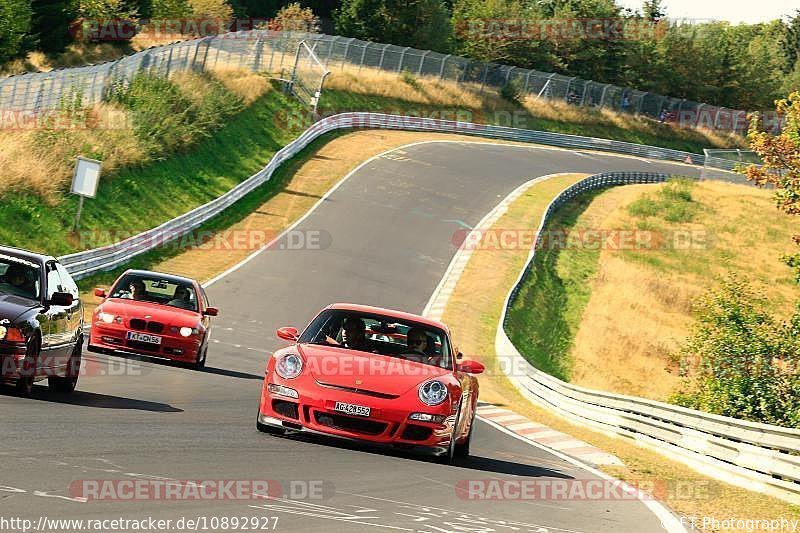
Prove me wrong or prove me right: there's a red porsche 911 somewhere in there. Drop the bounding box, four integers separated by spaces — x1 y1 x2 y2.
88 270 218 369
257 303 484 464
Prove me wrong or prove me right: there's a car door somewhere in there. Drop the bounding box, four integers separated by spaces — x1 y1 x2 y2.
40 262 70 373
56 262 82 345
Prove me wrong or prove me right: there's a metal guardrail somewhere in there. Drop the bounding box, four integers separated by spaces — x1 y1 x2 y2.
58 112 714 278
494 171 800 505
56 111 797 503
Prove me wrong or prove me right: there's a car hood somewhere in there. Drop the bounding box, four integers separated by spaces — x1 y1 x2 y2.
296 343 452 397
0 293 39 323
99 299 201 328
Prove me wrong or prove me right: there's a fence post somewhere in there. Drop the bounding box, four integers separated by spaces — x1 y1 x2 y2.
564 77 575 100
358 42 369 71
251 37 264 72
638 92 647 114
713 107 722 130
581 81 590 106
397 47 410 72
439 54 451 79
504 66 514 84
341 37 355 70
523 70 532 94
479 63 489 94
418 50 430 75
378 43 391 70
599 83 611 107
165 46 174 77
325 36 338 66
200 37 212 71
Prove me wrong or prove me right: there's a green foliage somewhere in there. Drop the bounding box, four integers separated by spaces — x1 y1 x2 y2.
500 79 523 105
30 0 74 54
627 178 699 223
150 0 191 18
108 74 243 160
335 0 451 53
673 276 800 427
400 70 421 91
0 0 32 63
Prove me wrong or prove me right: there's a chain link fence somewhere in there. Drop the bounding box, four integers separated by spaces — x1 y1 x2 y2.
0 30 752 134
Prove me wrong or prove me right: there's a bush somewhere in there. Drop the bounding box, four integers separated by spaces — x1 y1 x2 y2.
500 79 524 104
0 0 32 63
108 73 242 160
672 275 800 427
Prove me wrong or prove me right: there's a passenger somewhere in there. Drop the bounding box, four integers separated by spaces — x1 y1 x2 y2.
168 286 194 310
341 316 376 352
128 279 148 301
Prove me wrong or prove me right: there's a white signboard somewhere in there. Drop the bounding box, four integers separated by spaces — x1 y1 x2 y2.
71 157 102 198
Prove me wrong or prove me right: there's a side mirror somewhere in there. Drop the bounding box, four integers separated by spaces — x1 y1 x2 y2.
49 292 74 307
203 307 219 317
276 326 299 342
94 287 106 298
458 360 485 375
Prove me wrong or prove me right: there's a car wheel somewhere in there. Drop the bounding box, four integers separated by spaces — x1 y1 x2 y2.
438 407 461 465
455 410 475 459
193 343 207 370
49 336 82 393
15 337 39 397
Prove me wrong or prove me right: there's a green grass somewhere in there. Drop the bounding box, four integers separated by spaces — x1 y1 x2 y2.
0 85 304 257
505 190 604 381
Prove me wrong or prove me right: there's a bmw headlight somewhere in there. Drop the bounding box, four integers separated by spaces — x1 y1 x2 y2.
275 353 303 379
0 326 6 340
179 327 194 337
418 380 448 406
98 312 115 324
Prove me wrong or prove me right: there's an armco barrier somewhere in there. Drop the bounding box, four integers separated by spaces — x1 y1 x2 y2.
58 112 716 278
57 113 798 503
495 172 800 505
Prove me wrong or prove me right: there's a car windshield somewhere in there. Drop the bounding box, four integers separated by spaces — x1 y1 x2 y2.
299 309 452 369
0 255 40 301
109 274 198 312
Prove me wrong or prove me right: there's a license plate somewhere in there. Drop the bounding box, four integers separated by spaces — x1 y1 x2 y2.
334 402 371 417
126 331 162 345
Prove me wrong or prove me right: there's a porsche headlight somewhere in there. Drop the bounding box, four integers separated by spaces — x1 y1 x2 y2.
418 380 448 406
98 312 115 324
275 353 303 379
0 326 6 340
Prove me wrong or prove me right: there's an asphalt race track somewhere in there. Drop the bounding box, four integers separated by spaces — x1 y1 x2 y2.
0 141 723 533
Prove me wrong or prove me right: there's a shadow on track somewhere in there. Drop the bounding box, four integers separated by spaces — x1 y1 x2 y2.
0 386 183 412
202 366 264 380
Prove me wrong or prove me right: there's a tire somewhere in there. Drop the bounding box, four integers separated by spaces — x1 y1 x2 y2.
193 343 207 370
49 336 82 393
455 411 475 459
15 337 39 397
438 407 461 465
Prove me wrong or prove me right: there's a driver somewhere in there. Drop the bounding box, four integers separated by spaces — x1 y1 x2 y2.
341 316 377 353
406 327 429 355
168 286 193 310
3 264 36 298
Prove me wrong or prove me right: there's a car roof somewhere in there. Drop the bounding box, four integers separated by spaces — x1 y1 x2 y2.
0 245 50 265
326 303 449 332
120 269 199 287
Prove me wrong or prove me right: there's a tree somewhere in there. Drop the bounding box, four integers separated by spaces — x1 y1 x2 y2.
335 0 451 52
267 2 320 33
780 10 800 74
744 91 800 282
641 0 664 22
0 0 32 63
30 0 75 53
